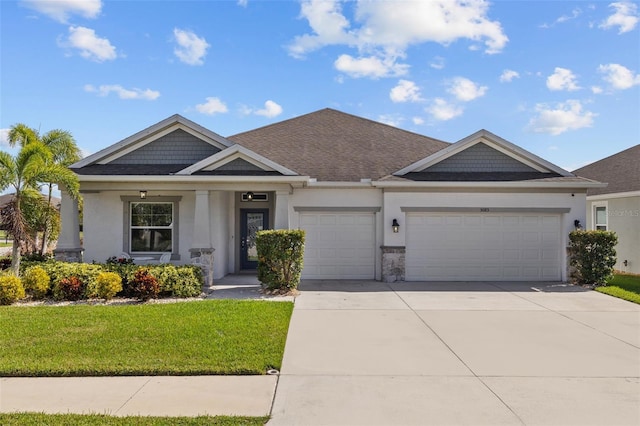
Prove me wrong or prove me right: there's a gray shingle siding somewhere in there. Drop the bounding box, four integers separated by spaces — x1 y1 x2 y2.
216 158 264 172
111 129 220 165
425 142 538 173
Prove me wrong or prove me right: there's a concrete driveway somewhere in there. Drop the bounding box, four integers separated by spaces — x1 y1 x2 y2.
268 281 640 426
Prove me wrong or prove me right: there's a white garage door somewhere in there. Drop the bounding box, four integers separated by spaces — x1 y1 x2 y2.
299 212 376 279
406 212 561 281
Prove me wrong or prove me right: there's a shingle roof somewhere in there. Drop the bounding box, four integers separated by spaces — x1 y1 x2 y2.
227 108 449 181
573 144 640 196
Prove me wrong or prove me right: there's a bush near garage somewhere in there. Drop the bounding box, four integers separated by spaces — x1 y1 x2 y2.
568 230 618 286
256 229 305 292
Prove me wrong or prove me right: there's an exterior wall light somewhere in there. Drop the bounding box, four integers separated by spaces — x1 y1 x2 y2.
392 219 400 233
574 219 582 229
139 190 147 199
246 191 254 201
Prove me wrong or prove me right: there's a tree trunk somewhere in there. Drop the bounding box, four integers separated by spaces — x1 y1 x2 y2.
10 238 20 275
40 183 53 255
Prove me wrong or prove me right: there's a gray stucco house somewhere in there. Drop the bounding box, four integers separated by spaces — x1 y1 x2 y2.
56 109 604 282
573 145 640 274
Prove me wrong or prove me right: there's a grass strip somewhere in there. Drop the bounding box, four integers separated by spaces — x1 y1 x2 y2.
595 274 640 304
0 300 293 376
0 413 268 425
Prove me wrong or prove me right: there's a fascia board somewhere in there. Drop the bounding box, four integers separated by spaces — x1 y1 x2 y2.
587 190 640 201
71 114 233 168
76 174 310 183
372 180 608 189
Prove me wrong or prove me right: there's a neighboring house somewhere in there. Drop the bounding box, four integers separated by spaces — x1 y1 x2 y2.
573 145 640 275
57 109 602 282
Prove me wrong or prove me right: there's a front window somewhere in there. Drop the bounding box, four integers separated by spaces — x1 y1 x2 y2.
594 205 607 230
130 202 173 252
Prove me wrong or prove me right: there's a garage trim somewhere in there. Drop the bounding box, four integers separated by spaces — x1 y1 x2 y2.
401 207 570 213
294 206 381 212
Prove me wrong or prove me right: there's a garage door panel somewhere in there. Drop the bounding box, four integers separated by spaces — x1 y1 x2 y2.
300 212 376 279
406 212 561 281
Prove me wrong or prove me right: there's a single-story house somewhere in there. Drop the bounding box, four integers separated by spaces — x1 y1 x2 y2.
56 108 603 282
573 145 640 274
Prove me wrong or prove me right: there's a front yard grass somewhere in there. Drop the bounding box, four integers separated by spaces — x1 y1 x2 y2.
0 413 268 425
0 300 293 376
595 273 640 304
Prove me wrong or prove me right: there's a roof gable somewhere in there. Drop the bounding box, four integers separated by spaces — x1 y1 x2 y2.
176 145 298 176
71 114 233 169
395 129 572 179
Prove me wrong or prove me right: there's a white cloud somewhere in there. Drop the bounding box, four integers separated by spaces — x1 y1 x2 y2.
173 28 210 66
377 114 403 127
390 80 423 103
546 67 580 91
541 7 582 28
426 98 463 121
447 77 487 102
600 2 639 34
527 100 596 135
591 86 603 94
255 100 283 118
0 128 9 147
289 0 508 79
412 117 425 125
598 63 640 90
84 84 160 100
195 97 228 115
237 0 248 7
21 0 102 23
334 54 408 79
61 26 116 62
500 69 520 82
429 56 445 70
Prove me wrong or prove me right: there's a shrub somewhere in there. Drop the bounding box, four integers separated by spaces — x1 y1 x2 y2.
128 268 159 301
0 257 12 270
256 229 305 292
92 272 123 300
151 265 201 298
106 256 134 265
54 276 85 301
569 230 618 286
0 274 25 305
37 261 103 295
22 266 51 299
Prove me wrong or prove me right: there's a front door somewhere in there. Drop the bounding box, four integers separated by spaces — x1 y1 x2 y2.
240 209 269 270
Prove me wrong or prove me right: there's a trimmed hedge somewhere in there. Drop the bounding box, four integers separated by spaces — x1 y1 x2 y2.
568 230 618 286
256 229 305 291
0 274 24 305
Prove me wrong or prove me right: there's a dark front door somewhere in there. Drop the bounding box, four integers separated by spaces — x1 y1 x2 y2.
240 209 269 270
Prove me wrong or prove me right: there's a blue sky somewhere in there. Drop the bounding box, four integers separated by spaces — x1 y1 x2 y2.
1 0 639 172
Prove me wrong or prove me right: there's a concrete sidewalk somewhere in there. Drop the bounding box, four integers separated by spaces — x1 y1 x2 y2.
0 376 276 417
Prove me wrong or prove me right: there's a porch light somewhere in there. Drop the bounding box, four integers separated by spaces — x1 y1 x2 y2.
246 191 254 201
139 190 147 199
574 219 581 229
392 219 400 233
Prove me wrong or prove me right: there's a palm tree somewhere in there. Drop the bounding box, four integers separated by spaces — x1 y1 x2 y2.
0 142 79 274
8 124 81 254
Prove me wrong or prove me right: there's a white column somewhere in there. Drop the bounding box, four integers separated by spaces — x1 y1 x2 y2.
274 190 290 229
192 190 212 249
57 189 81 249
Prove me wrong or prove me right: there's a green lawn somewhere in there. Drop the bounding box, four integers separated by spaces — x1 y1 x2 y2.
0 413 268 425
595 273 640 304
0 300 293 376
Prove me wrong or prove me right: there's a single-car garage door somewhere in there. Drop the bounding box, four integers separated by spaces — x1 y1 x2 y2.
299 212 376 279
406 212 562 281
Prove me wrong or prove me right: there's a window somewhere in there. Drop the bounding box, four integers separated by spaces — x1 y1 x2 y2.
594 205 607 230
130 202 173 252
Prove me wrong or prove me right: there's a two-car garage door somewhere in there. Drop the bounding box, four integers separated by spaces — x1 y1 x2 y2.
405 212 562 281
299 212 376 279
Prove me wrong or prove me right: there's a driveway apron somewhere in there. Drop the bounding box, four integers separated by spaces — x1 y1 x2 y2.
268 280 640 426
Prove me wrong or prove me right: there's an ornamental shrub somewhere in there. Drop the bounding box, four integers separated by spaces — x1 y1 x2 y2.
568 230 618 286
0 274 25 305
92 272 123 300
22 266 51 299
151 265 202 298
128 268 159 301
54 276 85 301
256 229 305 292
